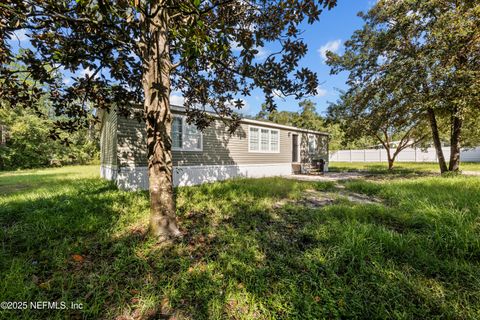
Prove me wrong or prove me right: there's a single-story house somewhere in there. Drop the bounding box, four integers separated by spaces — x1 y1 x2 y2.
99 105 329 190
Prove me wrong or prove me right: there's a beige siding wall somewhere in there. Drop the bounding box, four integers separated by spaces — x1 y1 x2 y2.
113 110 328 168
100 110 118 167
173 121 292 166
117 113 148 167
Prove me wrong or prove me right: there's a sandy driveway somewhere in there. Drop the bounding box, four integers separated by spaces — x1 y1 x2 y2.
287 171 480 182
285 172 370 182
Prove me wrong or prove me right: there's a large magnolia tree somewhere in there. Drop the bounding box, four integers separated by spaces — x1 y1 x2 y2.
0 0 337 239
327 0 480 173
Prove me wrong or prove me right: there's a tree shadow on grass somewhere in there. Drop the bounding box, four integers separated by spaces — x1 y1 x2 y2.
0 176 146 319
329 164 439 179
2 176 480 319
169 177 480 319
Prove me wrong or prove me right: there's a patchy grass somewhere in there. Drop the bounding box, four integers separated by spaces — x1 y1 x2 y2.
329 161 480 174
1 166 480 319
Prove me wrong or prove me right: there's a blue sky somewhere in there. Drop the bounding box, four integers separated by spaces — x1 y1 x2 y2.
9 1 372 117
236 0 373 117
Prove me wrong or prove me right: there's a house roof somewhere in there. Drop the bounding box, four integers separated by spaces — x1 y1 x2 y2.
170 104 329 136
97 104 329 136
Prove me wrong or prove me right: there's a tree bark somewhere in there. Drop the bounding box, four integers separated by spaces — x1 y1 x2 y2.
427 108 448 173
384 130 394 170
448 107 463 172
142 9 181 240
387 157 394 170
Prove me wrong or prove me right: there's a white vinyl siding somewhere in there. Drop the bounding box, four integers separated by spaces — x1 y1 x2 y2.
172 116 202 151
248 126 280 153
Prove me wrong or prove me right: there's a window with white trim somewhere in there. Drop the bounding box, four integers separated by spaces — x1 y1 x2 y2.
308 134 317 154
172 116 202 151
172 117 183 149
249 126 280 153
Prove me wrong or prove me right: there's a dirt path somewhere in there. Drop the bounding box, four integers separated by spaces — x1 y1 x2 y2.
286 172 370 182
463 171 480 176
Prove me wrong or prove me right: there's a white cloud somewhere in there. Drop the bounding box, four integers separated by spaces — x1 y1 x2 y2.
79 67 99 79
228 99 250 115
63 78 72 85
238 99 249 112
169 94 185 106
315 86 327 97
318 39 342 62
225 98 249 111
10 29 29 42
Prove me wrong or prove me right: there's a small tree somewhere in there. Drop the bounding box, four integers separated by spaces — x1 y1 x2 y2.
328 90 429 170
1 0 337 239
327 0 480 173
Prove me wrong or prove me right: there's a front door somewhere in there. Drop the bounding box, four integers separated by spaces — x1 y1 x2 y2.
292 134 299 162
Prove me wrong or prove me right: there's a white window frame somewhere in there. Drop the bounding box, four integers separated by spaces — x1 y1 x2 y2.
172 115 203 152
248 125 280 153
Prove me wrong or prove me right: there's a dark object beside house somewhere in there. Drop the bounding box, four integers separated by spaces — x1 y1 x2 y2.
312 159 325 173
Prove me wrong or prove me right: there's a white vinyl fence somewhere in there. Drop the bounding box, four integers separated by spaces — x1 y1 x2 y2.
329 147 480 163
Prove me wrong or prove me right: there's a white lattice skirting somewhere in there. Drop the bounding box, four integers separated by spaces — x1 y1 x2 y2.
100 163 293 190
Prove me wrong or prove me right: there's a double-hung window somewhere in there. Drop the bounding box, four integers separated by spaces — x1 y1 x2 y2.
172 116 202 151
249 126 280 153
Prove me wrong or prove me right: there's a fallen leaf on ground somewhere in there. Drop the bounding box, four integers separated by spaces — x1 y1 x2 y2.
72 254 84 263
130 297 139 304
39 281 51 289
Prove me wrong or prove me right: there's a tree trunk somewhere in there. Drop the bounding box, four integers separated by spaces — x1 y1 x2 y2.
448 107 463 172
427 108 448 173
382 131 394 170
387 158 394 170
142 10 181 240
384 146 395 170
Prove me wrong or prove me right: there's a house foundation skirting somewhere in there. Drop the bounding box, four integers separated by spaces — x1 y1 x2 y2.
100 164 118 181
100 163 293 190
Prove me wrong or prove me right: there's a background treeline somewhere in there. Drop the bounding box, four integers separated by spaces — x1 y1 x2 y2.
0 100 99 170
253 99 374 151
325 0 479 171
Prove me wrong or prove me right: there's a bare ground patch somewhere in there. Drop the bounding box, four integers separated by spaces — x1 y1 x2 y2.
274 186 383 210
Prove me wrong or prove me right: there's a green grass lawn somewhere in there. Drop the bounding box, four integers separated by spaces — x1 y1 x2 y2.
1 166 480 319
329 161 480 174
